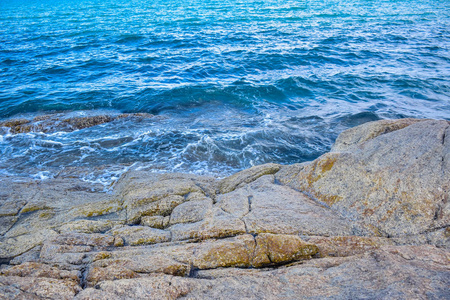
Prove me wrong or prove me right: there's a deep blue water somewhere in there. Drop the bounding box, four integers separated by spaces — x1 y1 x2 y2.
1 0 449 184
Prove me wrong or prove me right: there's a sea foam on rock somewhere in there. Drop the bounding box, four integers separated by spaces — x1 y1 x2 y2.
0 119 449 299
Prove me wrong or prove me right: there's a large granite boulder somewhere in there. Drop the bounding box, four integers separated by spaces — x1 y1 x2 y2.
277 119 450 242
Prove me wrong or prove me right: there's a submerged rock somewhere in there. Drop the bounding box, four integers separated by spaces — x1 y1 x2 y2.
0 118 449 299
0 112 155 134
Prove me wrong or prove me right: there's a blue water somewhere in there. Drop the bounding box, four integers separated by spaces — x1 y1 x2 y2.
1 0 449 184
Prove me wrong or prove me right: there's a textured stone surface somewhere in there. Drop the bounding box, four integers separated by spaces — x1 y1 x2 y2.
0 112 155 134
107 225 171 246
331 118 426 152
0 119 449 299
169 207 247 241
218 163 281 194
169 198 213 225
0 276 81 300
140 215 170 229
236 175 354 236
277 119 450 238
74 245 449 300
116 172 215 224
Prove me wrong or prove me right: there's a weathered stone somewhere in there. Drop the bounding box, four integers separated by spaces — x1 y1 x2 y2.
306 236 394 258
0 201 27 217
140 215 170 229
77 245 450 300
391 227 450 248
0 216 18 236
241 175 354 236
217 188 250 218
50 232 115 247
127 195 185 224
0 283 42 300
193 234 318 269
39 233 115 269
0 229 58 260
85 266 139 287
86 246 191 286
193 235 256 269
108 225 171 246
117 172 214 224
0 112 155 134
0 262 80 282
332 118 426 152
169 198 213 225
277 120 450 238
68 199 122 219
76 275 193 300
218 163 281 194
9 246 41 265
0 276 81 299
58 220 121 234
169 207 246 241
253 233 319 266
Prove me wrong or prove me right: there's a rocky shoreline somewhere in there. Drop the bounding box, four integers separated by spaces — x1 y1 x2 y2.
0 119 449 299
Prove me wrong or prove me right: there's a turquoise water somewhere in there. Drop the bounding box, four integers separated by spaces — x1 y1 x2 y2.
1 0 449 183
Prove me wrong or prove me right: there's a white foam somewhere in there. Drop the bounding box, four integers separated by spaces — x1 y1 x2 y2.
31 171 53 180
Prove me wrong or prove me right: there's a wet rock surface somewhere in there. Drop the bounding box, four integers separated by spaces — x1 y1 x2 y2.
0 119 449 299
0 112 155 134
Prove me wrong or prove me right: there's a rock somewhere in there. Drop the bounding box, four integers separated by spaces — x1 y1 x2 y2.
77 245 449 300
58 220 122 234
0 119 449 299
75 275 193 300
128 195 186 224
107 225 171 246
193 235 255 269
217 188 250 219
9 246 41 266
391 227 450 249
169 207 246 241
0 201 27 217
0 262 80 282
39 233 115 270
85 265 140 288
237 175 354 236
0 216 17 236
116 172 215 224
84 233 318 288
0 276 81 300
194 233 318 269
0 229 58 261
277 120 450 238
169 199 213 225
140 215 170 229
0 112 155 134
218 163 281 194
332 118 426 152
306 236 394 258
253 233 319 266
85 246 192 286
68 199 123 220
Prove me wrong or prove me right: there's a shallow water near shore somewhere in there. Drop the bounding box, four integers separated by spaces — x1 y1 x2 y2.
0 0 449 185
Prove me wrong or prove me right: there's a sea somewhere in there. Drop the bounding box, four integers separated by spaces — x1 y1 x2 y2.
0 0 449 187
